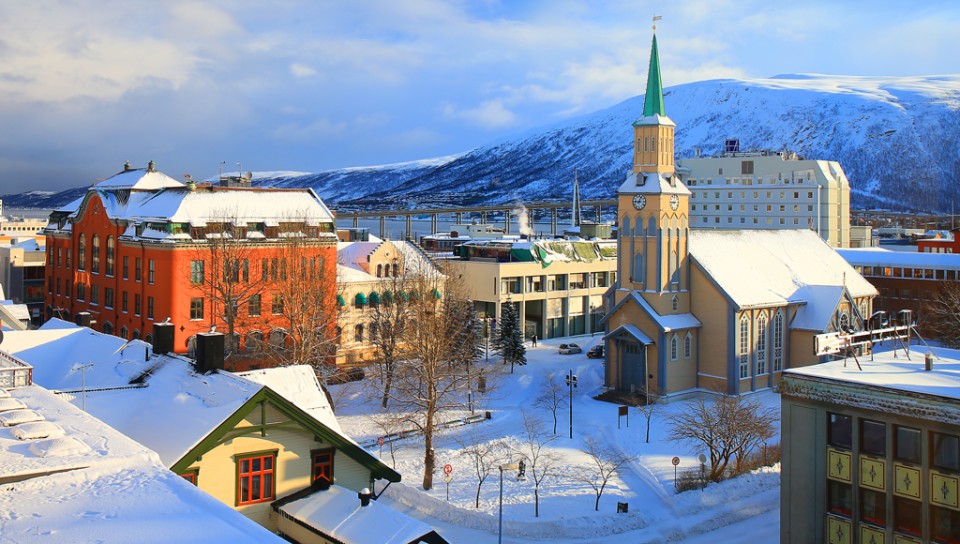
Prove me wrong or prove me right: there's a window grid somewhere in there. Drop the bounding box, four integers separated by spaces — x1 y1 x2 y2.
237 454 275 505
738 316 749 379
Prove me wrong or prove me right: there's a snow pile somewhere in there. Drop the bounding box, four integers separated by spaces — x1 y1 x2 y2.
28 436 91 457
11 421 65 440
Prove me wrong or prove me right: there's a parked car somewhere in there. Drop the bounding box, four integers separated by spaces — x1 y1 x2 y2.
586 345 604 359
558 343 582 354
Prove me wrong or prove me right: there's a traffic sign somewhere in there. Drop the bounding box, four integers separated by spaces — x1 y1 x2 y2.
671 456 680 466
443 463 453 475
443 473 453 483
378 436 385 447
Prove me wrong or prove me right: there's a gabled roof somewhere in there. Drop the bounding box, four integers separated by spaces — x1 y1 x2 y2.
603 323 654 345
93 168 184 190
618 172 690 195
600 290 701 333
0 384 282 543
789 285 848 331
689 229 877 310
5 323 399 483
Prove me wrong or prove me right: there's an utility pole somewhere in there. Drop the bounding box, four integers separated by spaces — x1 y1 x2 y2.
565 370 578 439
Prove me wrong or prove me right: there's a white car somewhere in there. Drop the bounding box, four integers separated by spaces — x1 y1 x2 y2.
558 343 582 354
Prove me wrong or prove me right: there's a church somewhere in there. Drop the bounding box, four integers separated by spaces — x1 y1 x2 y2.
601 30 877 397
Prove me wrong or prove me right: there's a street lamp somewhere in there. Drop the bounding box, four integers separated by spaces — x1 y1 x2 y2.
565 370 578 439
499 460 526 544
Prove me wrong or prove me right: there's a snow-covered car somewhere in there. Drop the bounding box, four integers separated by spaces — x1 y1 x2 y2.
558 343 582 354
586 345 604 358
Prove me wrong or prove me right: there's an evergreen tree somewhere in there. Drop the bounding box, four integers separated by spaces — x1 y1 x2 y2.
496 300 526 372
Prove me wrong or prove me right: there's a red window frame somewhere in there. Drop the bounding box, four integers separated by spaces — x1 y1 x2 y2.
180 471 198 486
237 453 275 505
312 450 334 484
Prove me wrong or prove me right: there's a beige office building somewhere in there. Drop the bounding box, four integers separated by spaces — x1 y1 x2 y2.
677 152 851 247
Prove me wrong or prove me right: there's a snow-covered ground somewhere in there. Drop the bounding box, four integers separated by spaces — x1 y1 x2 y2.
330 336 781 543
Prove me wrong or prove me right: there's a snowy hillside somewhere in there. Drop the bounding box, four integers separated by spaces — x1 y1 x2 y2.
4 74 959 212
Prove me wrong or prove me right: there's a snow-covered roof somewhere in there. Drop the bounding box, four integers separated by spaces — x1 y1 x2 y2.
92 168 185 190
838 247 960 270
237 366 341 434
782 345 960 426
0 385 281 544
603 291 701 333
632 113 676 127
788 285 846 331
3 323 356 467
618 171 692 196
279 485 440 544
338 239 441 284
603 323 654 345
690 229 877 310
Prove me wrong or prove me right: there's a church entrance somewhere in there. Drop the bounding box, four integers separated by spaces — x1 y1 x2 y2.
621 342 646 391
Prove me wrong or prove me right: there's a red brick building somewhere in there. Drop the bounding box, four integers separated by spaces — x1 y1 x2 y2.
44 162 338 359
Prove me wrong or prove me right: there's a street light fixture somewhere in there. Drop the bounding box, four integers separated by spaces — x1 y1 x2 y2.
565 369 578 439
498 460 526 544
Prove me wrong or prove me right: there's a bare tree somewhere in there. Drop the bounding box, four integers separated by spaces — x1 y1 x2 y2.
577 437 633 512
385 255 487 490
667 394 777 482
516 411 559 517
632 384 661 444
456 429 508 509
267 222 341 371
185 217 268 357
534 373 567 435
368 263 412 409
368 412 405 469
926 282 960 347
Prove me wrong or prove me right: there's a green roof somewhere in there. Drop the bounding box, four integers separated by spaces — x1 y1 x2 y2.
642 34 666 118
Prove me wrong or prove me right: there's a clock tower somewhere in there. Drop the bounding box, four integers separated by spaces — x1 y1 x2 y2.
616 25 691 315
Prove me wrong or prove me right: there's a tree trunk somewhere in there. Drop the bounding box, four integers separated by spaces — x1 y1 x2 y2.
381 363 393 409
594 493 600 511
475 481 482 509
534 485 540 517
422 410 435 490
552 412 558 434
645 416 651 443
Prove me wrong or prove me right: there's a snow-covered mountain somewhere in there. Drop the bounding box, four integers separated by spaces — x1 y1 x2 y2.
5 74 960 212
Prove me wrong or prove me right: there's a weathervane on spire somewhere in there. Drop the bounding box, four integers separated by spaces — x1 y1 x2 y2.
652 15 662 32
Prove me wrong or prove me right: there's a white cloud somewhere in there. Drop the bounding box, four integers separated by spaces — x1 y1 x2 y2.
442 100 518 129
290 63 318 78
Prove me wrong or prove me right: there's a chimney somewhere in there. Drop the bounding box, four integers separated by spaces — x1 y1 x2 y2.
153 322 175 355
123 160 132 172
195 332 225 373
75 312 91 328
358 488 373 507
147 160 157 173
925 352 934 372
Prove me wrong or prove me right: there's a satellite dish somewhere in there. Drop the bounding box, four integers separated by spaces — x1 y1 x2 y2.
697 453 707 464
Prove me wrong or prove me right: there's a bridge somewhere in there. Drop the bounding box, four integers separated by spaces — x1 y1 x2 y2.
333 199 618 238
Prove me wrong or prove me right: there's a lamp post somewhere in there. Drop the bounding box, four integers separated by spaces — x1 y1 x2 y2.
565 370 578 439
77 363 94 411
498 460 526 544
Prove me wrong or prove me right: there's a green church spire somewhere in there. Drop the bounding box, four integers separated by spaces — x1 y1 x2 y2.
642 33 666 118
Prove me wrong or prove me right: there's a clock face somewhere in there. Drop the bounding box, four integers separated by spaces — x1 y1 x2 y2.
632 195 646 210
670 194 680 211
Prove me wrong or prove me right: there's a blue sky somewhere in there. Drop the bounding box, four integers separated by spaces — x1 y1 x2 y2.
1 0 958 193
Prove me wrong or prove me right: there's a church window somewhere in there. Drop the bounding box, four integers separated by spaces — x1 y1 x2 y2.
670 335 678 361
671 295 678 311
756 315 767 375
839 312 850 332
739 315 750 379
773 311 784 372
669 251 680 288
78 234 86 271
684 333 692 358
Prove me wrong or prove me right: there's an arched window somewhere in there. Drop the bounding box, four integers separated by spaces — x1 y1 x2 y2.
119 326 128 340
269 329 287 348
633 253 644 283
756 314 767 375
669 251 680 288
773 311 784 372
102 322 114 335
647 216 657 236
671 295 679 311
105 236 115 276
246 331 264 352
354 324 364 343
684 332 692 359
132 329 141 340
670 335 678 361
738 315 750 379
621 216 631 238
78 234 86 271
839 312 850 332
91 235 100 274
392 263 399 277
144 334 153 345
377 264 383 278
384 263 390 278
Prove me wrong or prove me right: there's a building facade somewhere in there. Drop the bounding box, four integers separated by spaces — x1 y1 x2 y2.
678 152 851 247
780 348 960 544
454 238 617 340
0 237 46 324
43 162 338 359
602 30 875 397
